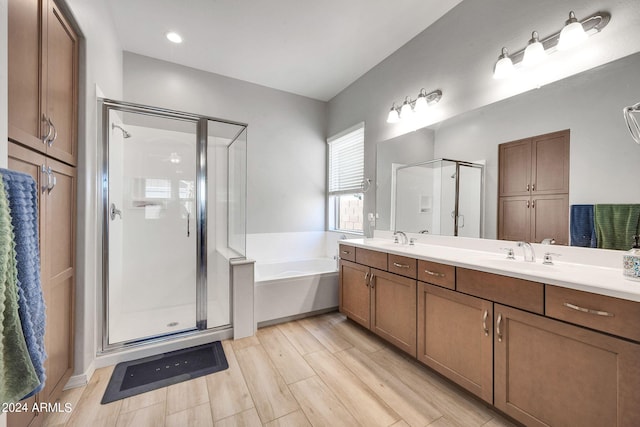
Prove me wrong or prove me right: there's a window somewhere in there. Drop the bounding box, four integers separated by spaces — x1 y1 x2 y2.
328 123 364 233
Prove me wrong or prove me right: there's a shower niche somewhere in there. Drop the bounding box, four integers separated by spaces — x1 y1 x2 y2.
392 159 484 237
99 99 247 350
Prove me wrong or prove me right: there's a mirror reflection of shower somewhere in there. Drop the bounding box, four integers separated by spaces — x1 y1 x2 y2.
393 159 484 237
112 123 132 138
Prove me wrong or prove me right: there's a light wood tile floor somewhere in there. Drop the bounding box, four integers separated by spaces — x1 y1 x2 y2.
42 312 517 427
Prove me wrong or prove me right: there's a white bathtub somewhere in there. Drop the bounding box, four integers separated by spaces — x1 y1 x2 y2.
254 258 339 325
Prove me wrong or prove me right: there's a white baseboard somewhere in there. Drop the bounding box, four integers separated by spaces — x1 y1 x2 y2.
64 361 95 390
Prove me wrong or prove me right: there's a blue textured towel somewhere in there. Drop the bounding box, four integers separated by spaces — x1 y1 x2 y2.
570 205 596 247
0 169 46 398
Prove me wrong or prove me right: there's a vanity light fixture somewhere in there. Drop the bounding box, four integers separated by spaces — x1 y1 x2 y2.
166 31 183 44
386 89 442 124
492 10 610 79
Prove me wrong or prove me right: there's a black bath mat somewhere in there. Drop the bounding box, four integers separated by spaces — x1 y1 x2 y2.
101 341 228 404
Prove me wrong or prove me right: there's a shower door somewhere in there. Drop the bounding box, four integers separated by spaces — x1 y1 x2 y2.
104 107 199 345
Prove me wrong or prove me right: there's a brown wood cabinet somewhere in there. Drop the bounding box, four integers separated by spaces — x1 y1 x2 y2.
8 0 78 166
417 283 493 403
494 303 640 427
339 243 640 426
371 269 416 356
339 250 418 356
339 260 371 329
7 1 78 422
7 143 76 426
498 130 569 244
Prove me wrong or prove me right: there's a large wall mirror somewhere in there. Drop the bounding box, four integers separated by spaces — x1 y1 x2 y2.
375 51 640 250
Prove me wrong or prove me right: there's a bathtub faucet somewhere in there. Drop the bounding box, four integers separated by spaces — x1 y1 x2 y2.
394 231 408 245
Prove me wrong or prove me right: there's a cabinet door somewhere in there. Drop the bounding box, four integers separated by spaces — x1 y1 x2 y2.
44 0 78 165
371 269 416 356
8 0 46 151
339 260 370 329
42 157 76 401
531 130 569 195
494 304 640 427
498 138 531 197
531 194 569 245
417 283 493 403
498 196 530 242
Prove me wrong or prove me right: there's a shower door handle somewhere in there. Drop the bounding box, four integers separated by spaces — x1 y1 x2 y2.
187 213 190 237
110 203 122 220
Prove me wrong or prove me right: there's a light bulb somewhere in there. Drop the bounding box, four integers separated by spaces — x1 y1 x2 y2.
493 47 514 79
386 106 400 124
399 99 413 120
523 31 547 66
414 93 428 113
558 11 587 51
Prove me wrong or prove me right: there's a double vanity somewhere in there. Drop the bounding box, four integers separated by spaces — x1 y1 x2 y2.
338 236 640 427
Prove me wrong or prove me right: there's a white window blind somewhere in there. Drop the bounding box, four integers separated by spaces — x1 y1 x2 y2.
328 123 364 195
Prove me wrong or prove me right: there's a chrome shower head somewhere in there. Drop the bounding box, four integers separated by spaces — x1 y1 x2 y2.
112 123 132 138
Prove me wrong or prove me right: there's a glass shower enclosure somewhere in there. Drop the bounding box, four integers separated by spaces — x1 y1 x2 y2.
393 159 484 237
99 99 247 350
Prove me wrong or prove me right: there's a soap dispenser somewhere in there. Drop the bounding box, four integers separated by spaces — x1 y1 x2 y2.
623 235 640 281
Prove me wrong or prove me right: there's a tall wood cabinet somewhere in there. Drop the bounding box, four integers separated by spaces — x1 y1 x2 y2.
7 0 78 425
8 0 78 166
498 129 569 244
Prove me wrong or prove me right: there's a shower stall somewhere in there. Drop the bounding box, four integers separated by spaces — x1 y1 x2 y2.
393 159 484 237
99 99 247 351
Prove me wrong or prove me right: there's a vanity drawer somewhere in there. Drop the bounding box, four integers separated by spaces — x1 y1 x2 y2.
339 244 356 262
356 247 387 270
388 254 417 279
418 260 455 289
457 268 544 314
546 285 640 342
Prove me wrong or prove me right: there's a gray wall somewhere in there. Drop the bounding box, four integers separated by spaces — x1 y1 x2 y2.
123 52 327 234
434 52 640 239
65 0 124 376
327 0 640 227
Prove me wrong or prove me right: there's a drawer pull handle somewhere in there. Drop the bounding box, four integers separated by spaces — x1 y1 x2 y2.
370 273 375 289
364 271 369 286
563 302 614 317
393 262 410 269
425 270 445 278
482 310 489 336
341 250 351 255
496 313 503 342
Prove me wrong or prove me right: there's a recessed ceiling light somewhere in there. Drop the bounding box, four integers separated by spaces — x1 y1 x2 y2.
166 31 183 44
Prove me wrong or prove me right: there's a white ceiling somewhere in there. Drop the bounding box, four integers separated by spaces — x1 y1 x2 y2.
106 0 463 101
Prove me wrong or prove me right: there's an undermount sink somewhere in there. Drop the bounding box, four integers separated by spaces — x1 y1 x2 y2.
480 257 559 273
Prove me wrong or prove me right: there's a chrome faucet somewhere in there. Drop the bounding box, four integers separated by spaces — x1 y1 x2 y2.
517 241 536 262
394 231 408 245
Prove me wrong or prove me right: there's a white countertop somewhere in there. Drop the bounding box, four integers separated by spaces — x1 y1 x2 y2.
340 237 640 303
